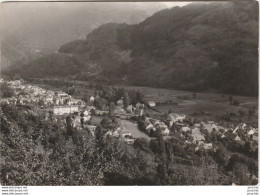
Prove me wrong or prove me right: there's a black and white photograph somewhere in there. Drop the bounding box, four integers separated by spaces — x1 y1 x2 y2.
0 0 258 187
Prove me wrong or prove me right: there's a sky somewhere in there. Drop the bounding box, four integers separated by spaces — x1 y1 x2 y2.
162 2 192 7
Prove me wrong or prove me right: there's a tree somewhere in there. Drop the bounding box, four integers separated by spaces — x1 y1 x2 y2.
238 110 246 117
168 109 173 114
48 111 53 121
80 117 84 129
233 100 240 106
38 99 44 107
100 118 113 129
109 102 115 118
229 96 233 105
68 88 76 95
94 98 107 110
248 109 255 117
233 162 250 185
0 83 15 98
193 92 197 99
123 90 130 108
66 116 73 136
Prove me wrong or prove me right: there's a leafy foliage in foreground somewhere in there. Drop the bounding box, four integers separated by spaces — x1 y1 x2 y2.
0 83 15 98
0 104 257 185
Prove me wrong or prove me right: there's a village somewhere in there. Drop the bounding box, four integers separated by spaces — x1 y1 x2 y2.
0 78 258 153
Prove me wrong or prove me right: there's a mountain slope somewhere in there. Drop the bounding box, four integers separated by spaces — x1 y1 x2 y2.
1 2 168 69
4 1 258 96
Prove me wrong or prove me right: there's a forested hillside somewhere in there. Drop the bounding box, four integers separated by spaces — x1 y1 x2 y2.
4 1 258 96
1 103 258 185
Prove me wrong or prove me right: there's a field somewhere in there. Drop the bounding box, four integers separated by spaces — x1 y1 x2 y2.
36 79 258 125
126 85 258 125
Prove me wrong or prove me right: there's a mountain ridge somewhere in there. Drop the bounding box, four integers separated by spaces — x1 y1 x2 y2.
3 2 258 96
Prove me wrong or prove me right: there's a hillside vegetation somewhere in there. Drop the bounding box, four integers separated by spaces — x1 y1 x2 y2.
5 2 258 96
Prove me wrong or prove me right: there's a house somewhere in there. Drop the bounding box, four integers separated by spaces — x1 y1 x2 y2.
124 138 135 144
121 130 132 138
86 106 96 112
169 113 186 123
72 116 82 127
53 105 79 115
204 143 213 150
218 128 226 134
148 101 156 107
45 96 53 103
235 135 242 142
203 123 219 133
83 110 89 116
163 128 170 136
192 127 201 134
136 103 145 109
105 131 113 137
95 110 108 116
113 130 120 138
251 135 258 142
248 129 256 135
82 115 91 122
146 124 155 134
12 80 21 86
146 124 154 131
192 132 205 143
224 131 237 141
117 99 124 106
90 96 95 102
85 125 97 136
181 126 191 133
56 91 68 98
69 98 84 105
194 123 201 128
126 105 133 113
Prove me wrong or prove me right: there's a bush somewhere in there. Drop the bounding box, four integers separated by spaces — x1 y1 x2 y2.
233 100 240 106
248 109 255 117
238 110 246 116
0 83 15 98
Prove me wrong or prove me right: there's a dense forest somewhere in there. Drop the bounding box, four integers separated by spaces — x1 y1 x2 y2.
4 1 258 96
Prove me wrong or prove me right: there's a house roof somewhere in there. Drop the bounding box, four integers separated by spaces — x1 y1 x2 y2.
192 133 205 141
181 126 191 132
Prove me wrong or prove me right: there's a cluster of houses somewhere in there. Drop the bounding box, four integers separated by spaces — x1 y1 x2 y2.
0 79 93 115
1 79 258 149
136 106 258 152
172 120 258 152
105 127 135 144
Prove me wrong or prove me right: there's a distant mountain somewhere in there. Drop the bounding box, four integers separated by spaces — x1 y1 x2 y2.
1 2 168 69
4 1 258 96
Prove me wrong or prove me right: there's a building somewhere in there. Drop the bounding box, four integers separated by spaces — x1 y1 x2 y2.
90 96 95 102
53 105 78 115
136 103 145 108
148 101 156 107
117 99 124 106
181 126 191 133
169 113 186 123
163 128 170 136
56 91 69 98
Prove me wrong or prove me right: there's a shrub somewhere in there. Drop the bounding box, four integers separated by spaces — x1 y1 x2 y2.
233 100 240 106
